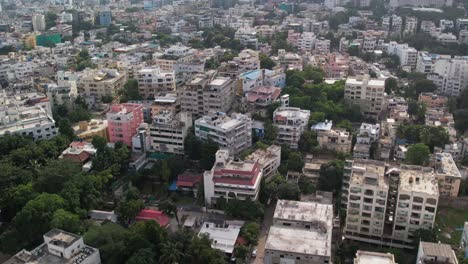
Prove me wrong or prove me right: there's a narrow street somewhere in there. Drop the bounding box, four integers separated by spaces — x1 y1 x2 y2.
252 201 276 264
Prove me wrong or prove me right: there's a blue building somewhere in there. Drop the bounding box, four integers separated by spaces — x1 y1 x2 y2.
99 11 112 26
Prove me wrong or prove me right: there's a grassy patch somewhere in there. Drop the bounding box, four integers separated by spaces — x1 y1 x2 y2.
435 206 468 247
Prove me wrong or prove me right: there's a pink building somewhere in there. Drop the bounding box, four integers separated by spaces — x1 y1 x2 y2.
287 30 301 47
106 103 144 147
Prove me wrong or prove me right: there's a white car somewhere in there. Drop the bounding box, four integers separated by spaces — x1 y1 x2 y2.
252 249 257 258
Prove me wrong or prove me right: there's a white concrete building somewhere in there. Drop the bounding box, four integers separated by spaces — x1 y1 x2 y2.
245 145 281 177
195 112 252 155
343 161 439 249
150 111 192 155
264 200 333 264
198 222 241 255
434 153 462 197
344 75 385 119
404 17 417 35
32 14 46 32
314 37 331 54
461 222 468 259
204 150 263 205
5 229 101 264
137 67 176 99
427 57 468 97
235 26 258 49
273 107 310 149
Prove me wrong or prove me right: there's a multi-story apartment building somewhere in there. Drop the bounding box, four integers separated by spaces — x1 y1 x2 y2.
0 105 57 140
79 68 127 101
152 93 179 116
317 128 353 153
314 37 331 54
137 67 176 99
353 123 380 159
179 71 235 117
5 229 101 264
434 153 461 197
235 26 258 49
264 200 333 264
106 103 144 147
276 49 303 71
204 149 263 205
32 14 46 32
222 49 260 75
273 107 310 149
245 145 281 177
404 17 417 35
343 161 439 249
389 0 452 8
344 75 385 120
195 112 252 155
427 58 468 97
149 111 192 155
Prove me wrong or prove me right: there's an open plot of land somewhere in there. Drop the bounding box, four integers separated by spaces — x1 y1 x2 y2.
435 206 468 247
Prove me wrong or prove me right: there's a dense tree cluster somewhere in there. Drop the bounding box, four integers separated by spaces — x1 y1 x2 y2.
184 129 219 170
0 134 128 253
283 77 361 123
84 221 226 264
396 124 449 151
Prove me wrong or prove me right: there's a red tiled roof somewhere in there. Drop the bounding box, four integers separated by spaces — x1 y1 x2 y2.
176 172 202 188
134 209 170 227
62 151 92 164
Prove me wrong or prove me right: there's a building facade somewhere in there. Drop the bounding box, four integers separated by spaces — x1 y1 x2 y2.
106 103 144 147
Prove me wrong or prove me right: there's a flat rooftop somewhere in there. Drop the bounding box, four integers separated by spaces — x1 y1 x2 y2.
274 107 310 120
198 222 241 254
398 165 438 196
435 153 461 179
419 242 457 263
350 159 388 188
265 225 331 257
274 200 333 225
354 251 395 264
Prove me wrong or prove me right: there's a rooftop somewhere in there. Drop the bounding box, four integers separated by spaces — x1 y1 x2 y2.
349 159 388 189
398 165 439 196
198 222 241 254
265 225 331 257
354 250 396 264
435 153 461 179
419 242 458 264
274 200 333 225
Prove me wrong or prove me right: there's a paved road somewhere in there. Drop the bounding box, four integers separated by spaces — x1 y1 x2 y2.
252 201 276 264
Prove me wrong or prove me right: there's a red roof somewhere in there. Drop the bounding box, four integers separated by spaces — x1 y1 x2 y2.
176 172 202 188
62 152 92 163
134 209 170 227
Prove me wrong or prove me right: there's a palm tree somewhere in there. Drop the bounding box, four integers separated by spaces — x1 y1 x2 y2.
159 241 183 264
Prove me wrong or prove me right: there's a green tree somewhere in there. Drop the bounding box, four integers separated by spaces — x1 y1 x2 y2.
259 53 276 70
92 135 108 151
50 209 81 233
298 131 318 153
318 160 344 193
159 200 179 224
58 118 75 140
184 130 202 160
408 79 437 98
127 248 156 264
240 222 261 246
0 183 37 222
34 159 81 194
277 182 301 200
406 143 430 165
119 79 141 102
287 152 304 172
225 199 264 221
116 199 144 225
45 11 58 30
200 139 219 170
234 245 249 259
412 228 437 247
15 193 66 243
385 77 398 94
160 241 184 264
161 160 171 183
84 223 129 263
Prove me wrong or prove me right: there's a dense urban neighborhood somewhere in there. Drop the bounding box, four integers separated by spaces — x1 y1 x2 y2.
1 0 468 263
